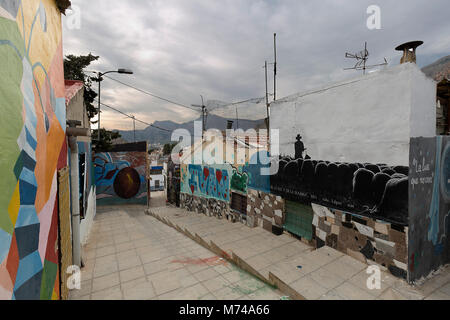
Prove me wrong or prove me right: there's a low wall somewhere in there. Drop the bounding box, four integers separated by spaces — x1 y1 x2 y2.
180 193 229 219
271 157 409 225
311 204 408 279
247 189 285 232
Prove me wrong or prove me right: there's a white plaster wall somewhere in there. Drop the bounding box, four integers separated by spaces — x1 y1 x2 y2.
410 66 437 137
150 174 165 189
270 63 436 166
80 187 96 245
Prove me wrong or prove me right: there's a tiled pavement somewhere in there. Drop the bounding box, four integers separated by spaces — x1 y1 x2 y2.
69 204 286 300
147 196 450 300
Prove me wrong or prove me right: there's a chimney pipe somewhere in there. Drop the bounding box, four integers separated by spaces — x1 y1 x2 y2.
395 41 423 64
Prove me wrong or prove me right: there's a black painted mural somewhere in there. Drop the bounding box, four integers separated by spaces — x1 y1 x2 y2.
409 137 450 282
270 155 409 225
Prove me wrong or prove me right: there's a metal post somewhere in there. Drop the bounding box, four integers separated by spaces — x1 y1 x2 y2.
273 33 277 101
97 72 102 142
133 116 136 142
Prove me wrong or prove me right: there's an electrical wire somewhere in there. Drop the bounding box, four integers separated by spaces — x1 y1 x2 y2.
102 75 202 112
94 100 173 133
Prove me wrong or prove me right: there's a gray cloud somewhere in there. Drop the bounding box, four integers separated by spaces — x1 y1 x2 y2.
63 0 450 130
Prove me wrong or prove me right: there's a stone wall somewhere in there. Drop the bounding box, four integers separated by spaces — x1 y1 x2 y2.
180 193 229 219
247 189 285 233
312 203 408 279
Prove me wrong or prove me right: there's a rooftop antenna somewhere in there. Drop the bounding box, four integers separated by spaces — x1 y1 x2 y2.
344 42 387 75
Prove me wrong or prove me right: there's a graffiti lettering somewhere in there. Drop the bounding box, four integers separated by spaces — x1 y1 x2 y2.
188 165 229 201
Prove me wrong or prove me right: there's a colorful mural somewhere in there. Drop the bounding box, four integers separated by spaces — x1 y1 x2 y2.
0 0 67 299
409 137 450 282
181 164 231 202
243 151 270 193
94 150 148 206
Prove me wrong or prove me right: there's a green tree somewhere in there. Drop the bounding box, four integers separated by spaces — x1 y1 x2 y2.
163 143 177 155
92 129 122 153
64 53 99 122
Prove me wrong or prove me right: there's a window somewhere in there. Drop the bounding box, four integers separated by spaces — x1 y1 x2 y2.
231 192 247 215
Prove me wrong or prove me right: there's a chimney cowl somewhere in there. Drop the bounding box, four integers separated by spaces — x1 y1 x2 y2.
395 41 423 64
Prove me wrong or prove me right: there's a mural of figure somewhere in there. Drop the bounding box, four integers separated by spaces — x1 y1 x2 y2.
295 134 306 159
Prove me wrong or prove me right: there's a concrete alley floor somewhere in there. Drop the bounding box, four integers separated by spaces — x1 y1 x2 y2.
69 195 286 300
147 195 450 300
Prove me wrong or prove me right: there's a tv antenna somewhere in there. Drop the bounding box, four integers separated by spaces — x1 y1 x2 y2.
344 42 387 75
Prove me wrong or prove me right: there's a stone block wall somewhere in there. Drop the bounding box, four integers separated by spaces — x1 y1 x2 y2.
312 203 408 279
247 189 285 233
180 193 229 219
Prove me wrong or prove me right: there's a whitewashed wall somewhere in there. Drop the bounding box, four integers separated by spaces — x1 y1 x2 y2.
270 63 436 166
80 187 96 245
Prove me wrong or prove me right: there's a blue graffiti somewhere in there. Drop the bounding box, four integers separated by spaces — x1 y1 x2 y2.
188 165 229 201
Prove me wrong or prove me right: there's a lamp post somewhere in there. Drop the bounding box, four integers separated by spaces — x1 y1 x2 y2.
95 68 133 142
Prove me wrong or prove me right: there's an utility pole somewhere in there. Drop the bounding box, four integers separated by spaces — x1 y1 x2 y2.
273 33 277 101
264 61 270 130
192 95 206 140
132 115 136 142
97 72 102 142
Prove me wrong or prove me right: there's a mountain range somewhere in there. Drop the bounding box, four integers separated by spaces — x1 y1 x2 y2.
118 114 266 145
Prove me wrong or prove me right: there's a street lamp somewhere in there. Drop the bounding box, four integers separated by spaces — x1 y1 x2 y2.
95 68 134 142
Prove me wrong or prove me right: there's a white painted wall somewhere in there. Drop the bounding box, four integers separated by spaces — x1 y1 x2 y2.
270 63 436 166
80 187 96 245
150 174 165 189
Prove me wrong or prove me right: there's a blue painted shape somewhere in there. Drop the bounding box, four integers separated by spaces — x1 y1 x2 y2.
15 223 40 260
15 205 39 228
0 0 20 18
13 250 43 290
38 1 47 32
244 151 270 193
25 128 37 150
54 97 66 132
428 136 442 245
13 269 43 300
0 228 12 264
19 176 38 205
22 57 37 128
19 167 37 186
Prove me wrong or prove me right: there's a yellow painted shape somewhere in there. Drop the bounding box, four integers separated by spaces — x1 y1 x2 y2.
51 288 58 300
7 182 20 226
20 0 62 85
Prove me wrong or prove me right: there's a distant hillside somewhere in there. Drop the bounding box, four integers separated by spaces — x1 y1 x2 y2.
118 114 265 145
422 55 450 81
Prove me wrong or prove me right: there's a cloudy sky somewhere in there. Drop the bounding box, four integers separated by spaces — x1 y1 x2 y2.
62 0 450 131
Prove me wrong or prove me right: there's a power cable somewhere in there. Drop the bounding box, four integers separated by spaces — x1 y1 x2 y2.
103 75 202 112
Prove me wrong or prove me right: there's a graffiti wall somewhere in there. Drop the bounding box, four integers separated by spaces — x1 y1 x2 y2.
409 137 450 283
0 0 67 300
181 164 232 202
94 143 148 206
243 151 270 193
